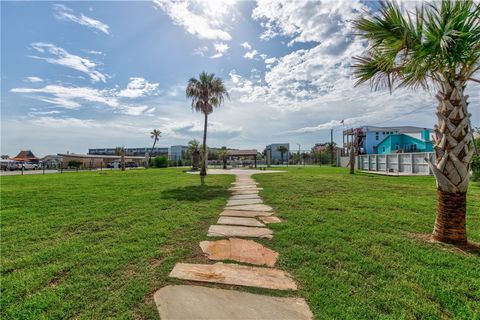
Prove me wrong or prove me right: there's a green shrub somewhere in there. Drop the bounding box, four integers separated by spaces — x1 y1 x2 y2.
472 155 480 181
153 156 168 168
68 160 82 169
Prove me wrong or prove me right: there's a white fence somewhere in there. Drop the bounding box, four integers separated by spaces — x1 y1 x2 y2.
357 152 434 175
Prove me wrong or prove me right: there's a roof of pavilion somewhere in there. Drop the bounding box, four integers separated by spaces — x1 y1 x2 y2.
227 149 257 156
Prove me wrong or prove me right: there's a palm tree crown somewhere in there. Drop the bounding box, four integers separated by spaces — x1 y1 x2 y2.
186 72 229 115
353 0 479 91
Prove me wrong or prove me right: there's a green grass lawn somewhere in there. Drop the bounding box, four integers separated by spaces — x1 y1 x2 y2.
0 169 233 319
255 167 480 320
1 167 479 319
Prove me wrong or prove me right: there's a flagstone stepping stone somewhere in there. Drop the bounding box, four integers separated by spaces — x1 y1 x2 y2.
229 187 263 191
224 204 274 212
208 225 273 239
227 198 263 206
169 263 297 290
220 210 274 218
200 238 278 266
154 285 312 320
232 190 260 195
229 194 261 200
259 216 283 224
217 216 265 227
154 285 311 320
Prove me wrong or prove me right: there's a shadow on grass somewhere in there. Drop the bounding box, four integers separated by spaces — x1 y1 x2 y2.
412 233 480 256
160 184 230 201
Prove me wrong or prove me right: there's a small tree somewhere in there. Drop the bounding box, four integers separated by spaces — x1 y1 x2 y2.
187 139 201 171
68 160 82 169
153 156 168 168
277 146 288 164
149 129 162 167
218 146 229 169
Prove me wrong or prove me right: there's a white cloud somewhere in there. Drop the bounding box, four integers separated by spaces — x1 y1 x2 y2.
153 0 235 41
117 77 159 98
243 49 258 60
53 4 110 35
240 42 252 50
11 85 118 109
24 76 43 83
252 0 365 46
210 42 230 58
118 105 156 116
30 43 108 83
193 46 208 56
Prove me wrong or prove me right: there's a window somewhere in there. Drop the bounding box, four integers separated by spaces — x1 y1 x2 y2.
382 131 385 134
395 145 399 150
382 146 385 152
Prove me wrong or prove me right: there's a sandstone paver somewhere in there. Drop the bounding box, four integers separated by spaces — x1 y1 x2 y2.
259 216 283 224
217 216 265 227
226 198 263 206
200 238 277 266
220 210 274 217
154 285 312 320
169 263 297 290
208 225 273 239
224 204 274 212
229 194 261 200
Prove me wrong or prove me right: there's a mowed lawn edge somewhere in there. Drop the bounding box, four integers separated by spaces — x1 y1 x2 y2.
0 168 233 319
254 167 480 320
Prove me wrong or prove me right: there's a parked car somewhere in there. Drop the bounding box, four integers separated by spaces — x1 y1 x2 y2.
22 162 39 170
126 162 138 168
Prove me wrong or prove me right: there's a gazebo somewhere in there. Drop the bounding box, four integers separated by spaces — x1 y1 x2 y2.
11 150 39 163
227 149 258 168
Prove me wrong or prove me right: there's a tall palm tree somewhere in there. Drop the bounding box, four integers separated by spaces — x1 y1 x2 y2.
149 129 162 166
187 139 201 171
353 0 480 245
277 146 288 164
218 146 229 169
186 72 229 176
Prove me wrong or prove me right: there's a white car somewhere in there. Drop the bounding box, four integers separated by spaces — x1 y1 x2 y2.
21 162 39 170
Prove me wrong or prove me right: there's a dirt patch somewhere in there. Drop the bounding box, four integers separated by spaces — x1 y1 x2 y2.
409 233 480 256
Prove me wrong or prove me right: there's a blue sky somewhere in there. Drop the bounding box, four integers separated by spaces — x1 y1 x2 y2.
1 0 479 157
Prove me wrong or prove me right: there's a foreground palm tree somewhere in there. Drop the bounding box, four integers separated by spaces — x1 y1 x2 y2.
353 0 479 245
149 129 161 166
186 72 229 176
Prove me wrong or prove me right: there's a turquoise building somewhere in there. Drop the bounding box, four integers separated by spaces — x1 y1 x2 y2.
377 129 433 154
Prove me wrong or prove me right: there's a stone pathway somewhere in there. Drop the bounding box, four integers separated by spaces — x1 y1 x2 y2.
154 169 312 319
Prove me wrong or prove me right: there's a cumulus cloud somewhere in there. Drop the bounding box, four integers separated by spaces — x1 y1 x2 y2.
193 46 208 56
210 42 230 58
117 77 159 98
153 0 235 41
252 0 365 47
243 50 258 60
11 78 158 110
11 85 118 109
53 4 110 35
240 42 252 50
24 76 43 83
30 43 108 83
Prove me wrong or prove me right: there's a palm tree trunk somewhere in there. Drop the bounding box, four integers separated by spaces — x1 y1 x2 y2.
200 113 208 176
427 81 473 245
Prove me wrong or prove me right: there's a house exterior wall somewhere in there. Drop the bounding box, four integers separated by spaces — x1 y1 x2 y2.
265 143 290 162
377 134 433 154
363 128 399 154
168 145 188 161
